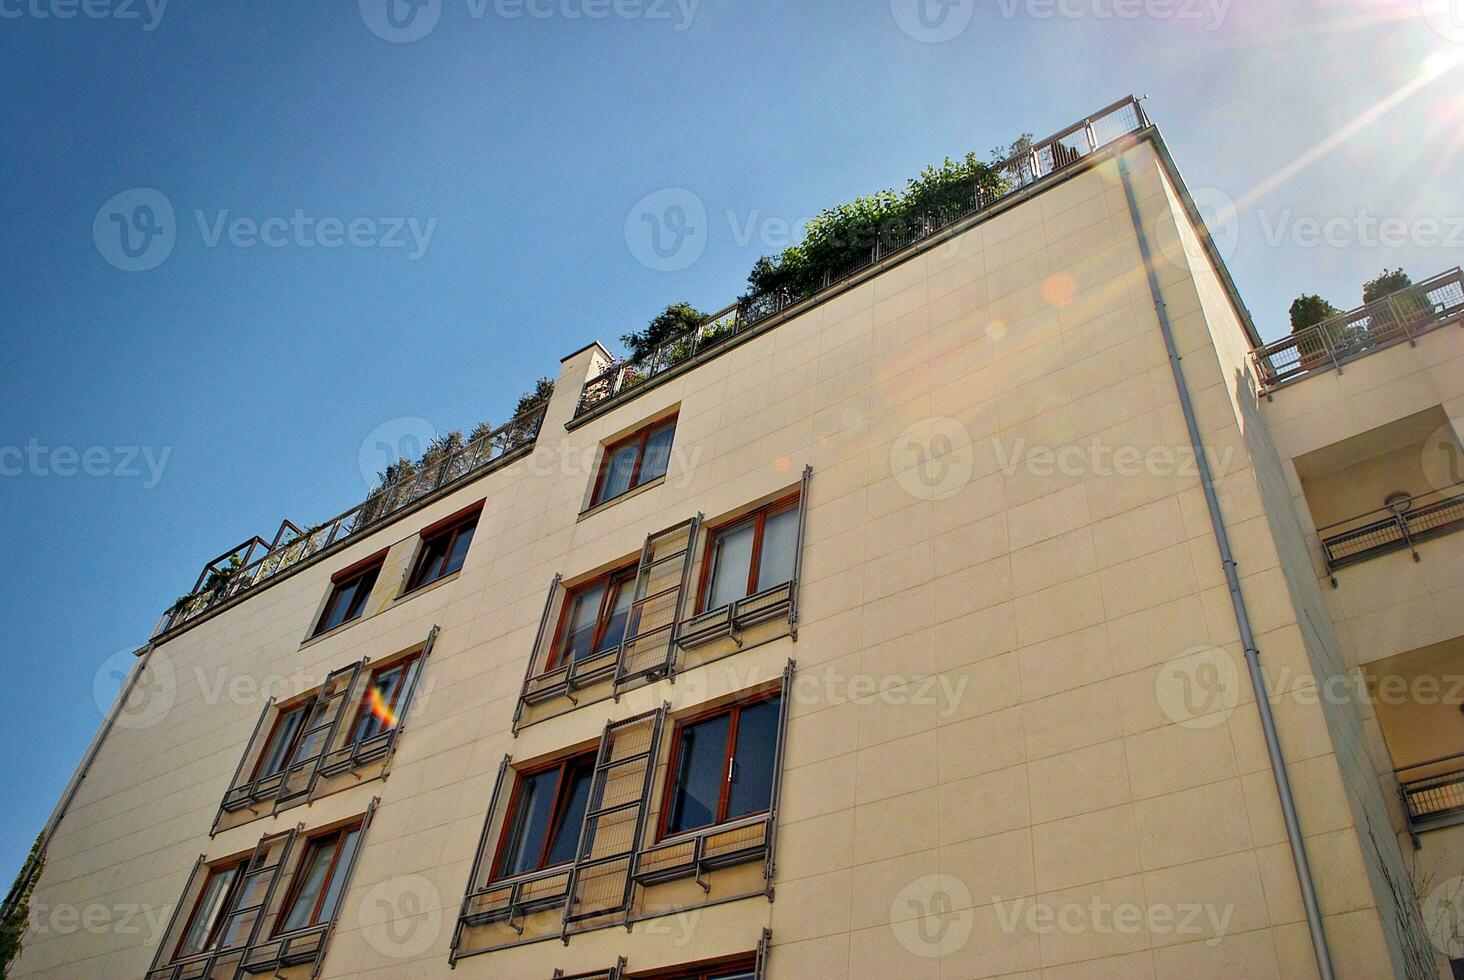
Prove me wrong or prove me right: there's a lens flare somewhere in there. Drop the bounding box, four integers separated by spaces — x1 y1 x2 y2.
368 686 397 728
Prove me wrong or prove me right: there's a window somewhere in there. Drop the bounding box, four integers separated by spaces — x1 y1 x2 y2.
278 823 363 934
550 566 638 669
175 860 247 958
630 954 756 980
311 554 384 637
405 508 480 592
700 497 800 612
493 754 595 880
253 700 314 780
591 416 677 507
347 654 422 744
661 693 782 838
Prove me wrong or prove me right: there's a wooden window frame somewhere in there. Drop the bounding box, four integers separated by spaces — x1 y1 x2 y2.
345 651 422 744
628 951 757 979
487 752 596 883
695 493 801 614
589 415 678 508
545 564 638 672
172 857 248 959
655 690 782 842
310 550 387 638
248 698 316 782
403 503 483 594
273 820 363 936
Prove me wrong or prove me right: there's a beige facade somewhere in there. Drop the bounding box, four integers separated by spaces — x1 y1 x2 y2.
11 107 1464 979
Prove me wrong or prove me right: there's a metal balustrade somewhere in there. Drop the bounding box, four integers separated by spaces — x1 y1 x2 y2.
1318 482 1464 583
155 404 547 638
575 97 1150 418
1253 267 1464 392
1397 752 1464 831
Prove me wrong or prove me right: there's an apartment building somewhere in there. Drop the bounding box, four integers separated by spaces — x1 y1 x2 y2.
8 96 1464 979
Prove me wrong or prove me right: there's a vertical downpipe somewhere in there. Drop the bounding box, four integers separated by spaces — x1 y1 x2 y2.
1115 151 1338 980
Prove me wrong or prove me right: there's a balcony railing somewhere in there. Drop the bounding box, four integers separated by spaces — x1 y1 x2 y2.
1397 752 1464 831
575 96 1151 418
155 403 548 637
1318 482 1464 583
1253 267 1464 392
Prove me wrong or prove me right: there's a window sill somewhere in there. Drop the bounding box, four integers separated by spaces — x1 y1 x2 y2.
395 570 462 604
577 475 666 522
299 615 366 650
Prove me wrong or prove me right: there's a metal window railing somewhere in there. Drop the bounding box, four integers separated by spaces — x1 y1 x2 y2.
575 97 1150 418
1318 482 1464 583
156 404 548 638
1397 752 1464 830
1253 267 1464 392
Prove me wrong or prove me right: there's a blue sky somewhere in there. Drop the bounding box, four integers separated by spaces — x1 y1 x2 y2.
1 0 1461 881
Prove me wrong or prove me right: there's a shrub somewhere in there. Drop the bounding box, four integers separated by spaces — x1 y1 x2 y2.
621 303 710 362
1362 268 1413 304
1289 294 1341 333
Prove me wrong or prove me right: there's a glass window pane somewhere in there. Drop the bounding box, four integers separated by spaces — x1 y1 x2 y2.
442 520 476 576
258 707 306 778
178 866 238 956
755 506 800 592
598 442 639 502
282 837 340 932
726 697 781 820
342 565 380 621
544 767 593 867
706 523 755 610
560 583 606 664
409 535 449 589
667 713 731 835
351 658 415 743
596 577 636 653
316 829 361 925
497 769 558 878
637 423 675 486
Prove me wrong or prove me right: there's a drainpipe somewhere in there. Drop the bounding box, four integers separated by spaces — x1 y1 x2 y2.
1116 152 1337 980
0 643 156 925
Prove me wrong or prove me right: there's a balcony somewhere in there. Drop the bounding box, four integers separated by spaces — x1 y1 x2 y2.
1319 482 1464 584
155 403 547 639
1397 752 1464 833
573 96 1151 420
1253 267 1464 393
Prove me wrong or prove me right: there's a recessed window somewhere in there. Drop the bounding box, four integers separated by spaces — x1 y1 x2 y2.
278 823 363 933
405 508 480 592
701 497 800 612
311 554 384 637
661 693 782 838
175 860 247 958
253 700 315 780
631 960 756 980
591 416 677 508
347 654 422 744
550 566 638 670
494 754 595 880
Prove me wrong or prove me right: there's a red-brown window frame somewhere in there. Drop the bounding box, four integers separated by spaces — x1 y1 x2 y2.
172 856 248 960
404 502 483 593
655 689 782 842
694 493 801 614
627 952 757 980
344 650 422 743
248 697 316 782
544 563 638 672
272 819 363 936
487 752 597 884
310 550 387 638
589 415 677 508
